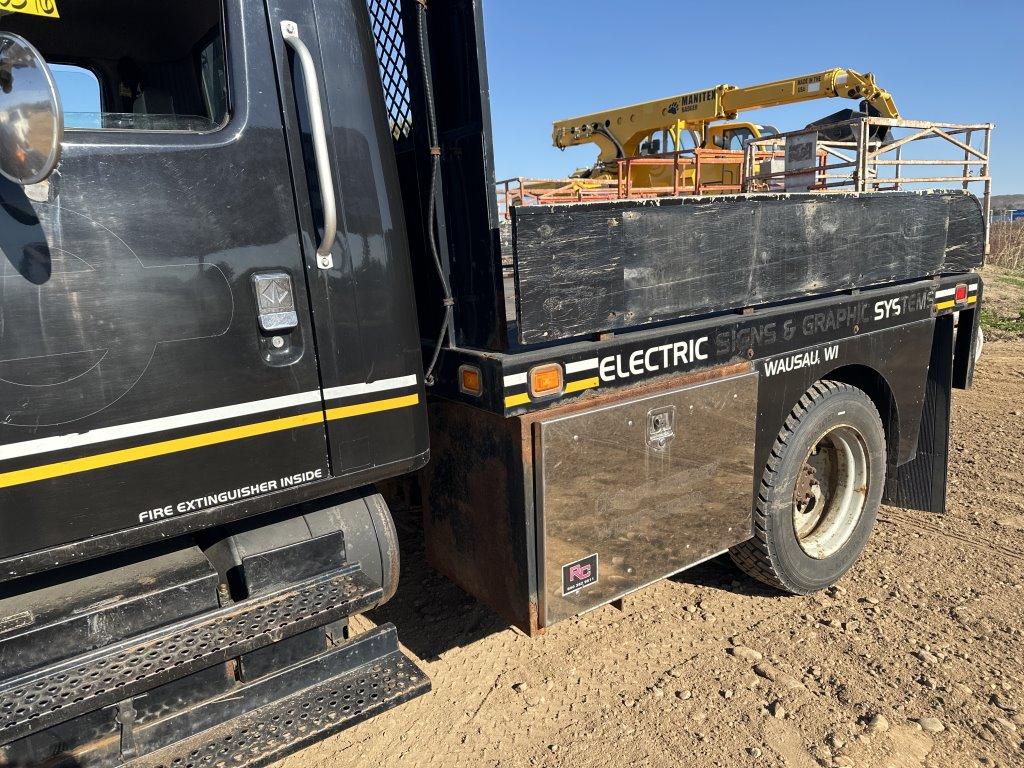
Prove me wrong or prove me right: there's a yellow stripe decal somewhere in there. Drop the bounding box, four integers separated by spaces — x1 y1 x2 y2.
564 376 600 394
0 393 419 490
504 392 531 408
325 393 419 421
504 377 601 409
966 295 977 305
0 412 321 490
935 300 955 310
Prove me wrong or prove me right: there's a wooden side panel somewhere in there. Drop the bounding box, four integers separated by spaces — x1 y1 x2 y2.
512 192 984 344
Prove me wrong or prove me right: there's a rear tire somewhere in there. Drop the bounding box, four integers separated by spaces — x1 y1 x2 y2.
730 380 886 594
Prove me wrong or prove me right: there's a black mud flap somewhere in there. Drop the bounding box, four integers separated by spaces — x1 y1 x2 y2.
883 315 954 513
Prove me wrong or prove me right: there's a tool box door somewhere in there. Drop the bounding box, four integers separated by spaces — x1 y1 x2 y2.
0 1 331 561
536 374 759 627
265 0 428 476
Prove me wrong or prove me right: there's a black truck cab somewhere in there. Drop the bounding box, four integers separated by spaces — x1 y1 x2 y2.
1 2 433 765
0 0 428 572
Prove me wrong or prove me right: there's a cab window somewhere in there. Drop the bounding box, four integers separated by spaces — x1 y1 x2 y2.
50 64 103 129
4 0 229 132
713 127 756 151
639 128 700 156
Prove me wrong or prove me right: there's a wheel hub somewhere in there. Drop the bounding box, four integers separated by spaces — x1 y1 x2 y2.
794 461 822 518
792 425 870 559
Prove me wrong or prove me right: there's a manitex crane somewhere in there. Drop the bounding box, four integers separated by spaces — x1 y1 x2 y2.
544 69 897 195
553 67 899 161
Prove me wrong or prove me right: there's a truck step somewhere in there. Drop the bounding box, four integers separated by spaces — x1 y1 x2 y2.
0 564 382 745
126 624 429 768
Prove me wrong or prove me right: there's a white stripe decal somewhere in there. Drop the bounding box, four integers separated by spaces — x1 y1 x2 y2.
322 374 418 401
969 283 979 291
503 372 528 388
565 358 599 374
935 287 956 298
0 391 323 462
0 374 419 462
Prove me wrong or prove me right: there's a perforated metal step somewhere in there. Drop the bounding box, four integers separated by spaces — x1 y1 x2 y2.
0 565 382 745
127 624 429 768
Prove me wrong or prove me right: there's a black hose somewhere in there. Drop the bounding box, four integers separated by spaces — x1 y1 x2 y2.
595 124 626 160
417 0 452 386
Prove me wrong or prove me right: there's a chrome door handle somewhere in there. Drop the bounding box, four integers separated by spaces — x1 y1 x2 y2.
281 20 336 270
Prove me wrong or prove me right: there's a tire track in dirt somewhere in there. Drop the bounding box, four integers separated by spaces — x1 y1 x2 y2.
879 510 1021 560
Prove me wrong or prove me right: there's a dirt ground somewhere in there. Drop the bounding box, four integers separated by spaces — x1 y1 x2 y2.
282 286 1023 768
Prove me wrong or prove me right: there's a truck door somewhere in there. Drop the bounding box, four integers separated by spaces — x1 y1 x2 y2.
264 0 428 475
0 2 332 560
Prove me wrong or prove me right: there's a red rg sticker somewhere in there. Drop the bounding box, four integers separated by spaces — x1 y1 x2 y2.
562 553 599 595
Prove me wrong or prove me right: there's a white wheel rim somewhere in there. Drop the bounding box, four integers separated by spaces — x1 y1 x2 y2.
792 425 870 559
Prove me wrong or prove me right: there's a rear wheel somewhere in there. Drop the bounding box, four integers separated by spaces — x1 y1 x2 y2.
730 380 886 594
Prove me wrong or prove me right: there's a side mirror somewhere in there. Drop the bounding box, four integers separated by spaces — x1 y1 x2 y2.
0 32 63 186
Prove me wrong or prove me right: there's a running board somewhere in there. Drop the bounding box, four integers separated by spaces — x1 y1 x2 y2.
0 564 382 745
126 624 429 768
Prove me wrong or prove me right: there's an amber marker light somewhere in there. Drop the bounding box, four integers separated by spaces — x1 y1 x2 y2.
458 364 483 396
529 363 563 399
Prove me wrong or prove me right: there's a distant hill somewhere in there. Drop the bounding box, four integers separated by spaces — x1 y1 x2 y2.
992 194 1024 211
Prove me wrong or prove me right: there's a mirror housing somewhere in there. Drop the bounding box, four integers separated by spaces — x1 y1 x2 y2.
0 32 63 186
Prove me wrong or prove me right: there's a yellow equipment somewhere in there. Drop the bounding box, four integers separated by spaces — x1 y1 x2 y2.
554 68 899 160
550 68 899 193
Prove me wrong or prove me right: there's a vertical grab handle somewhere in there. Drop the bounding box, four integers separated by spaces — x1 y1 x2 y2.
281 20 336 270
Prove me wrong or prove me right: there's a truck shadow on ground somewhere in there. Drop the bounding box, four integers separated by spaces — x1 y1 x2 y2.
365 505 510 661
669 553 785 598
370 503 786 660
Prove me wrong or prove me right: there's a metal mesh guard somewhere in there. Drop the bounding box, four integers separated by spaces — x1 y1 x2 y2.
366 0 413 142
0 568 380 743
133 650 428 768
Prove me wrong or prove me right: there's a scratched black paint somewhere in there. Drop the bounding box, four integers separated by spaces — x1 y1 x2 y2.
0 0 427 575
512 191 984 344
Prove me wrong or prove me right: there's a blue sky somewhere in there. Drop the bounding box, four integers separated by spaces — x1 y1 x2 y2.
43 2 1022 194
483 0 1024 194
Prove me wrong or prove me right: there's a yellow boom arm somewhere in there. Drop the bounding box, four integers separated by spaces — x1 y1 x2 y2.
552 68 900 163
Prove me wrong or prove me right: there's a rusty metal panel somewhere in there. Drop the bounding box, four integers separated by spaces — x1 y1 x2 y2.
536 372 758 626
421 399 540 634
